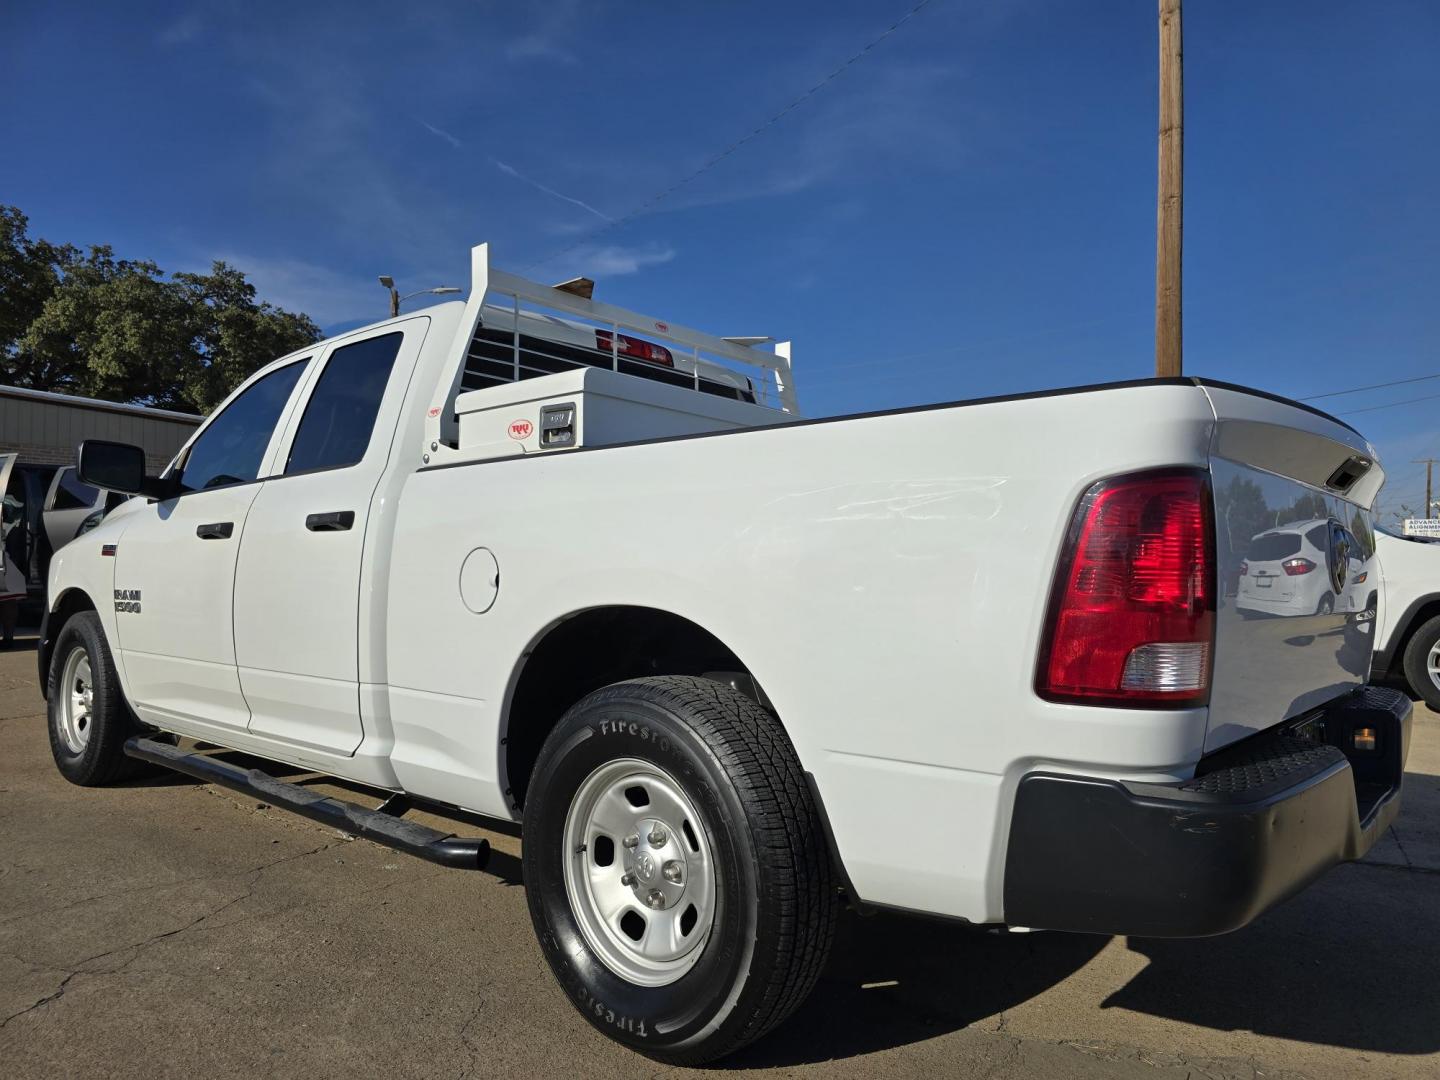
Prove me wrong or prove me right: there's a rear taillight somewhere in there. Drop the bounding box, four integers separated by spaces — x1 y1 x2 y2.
1239 560 1249 576
1281 558 1316 576
595 329 674 367
1037 468 1215 707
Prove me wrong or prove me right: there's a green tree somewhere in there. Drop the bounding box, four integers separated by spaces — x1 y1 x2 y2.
1216 474 1271 556
1 205 320 413
1280 490 1328 526
1 205 78 388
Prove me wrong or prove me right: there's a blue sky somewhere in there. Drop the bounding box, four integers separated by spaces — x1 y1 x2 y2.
3 2 1437 516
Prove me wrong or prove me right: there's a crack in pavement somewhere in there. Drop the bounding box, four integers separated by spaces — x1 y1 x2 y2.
1388 825 1416 870
455 996 486 1080
0 838 340 1030
0 870 227 927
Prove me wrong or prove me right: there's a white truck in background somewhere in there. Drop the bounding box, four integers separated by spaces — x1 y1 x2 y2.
40 244 1411 1064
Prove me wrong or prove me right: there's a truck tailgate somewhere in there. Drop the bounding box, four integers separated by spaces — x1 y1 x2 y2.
1203 382 1384 753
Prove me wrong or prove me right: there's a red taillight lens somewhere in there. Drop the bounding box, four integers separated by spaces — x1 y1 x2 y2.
1037 468 1215 707
596 329 674 367
1281 557 1316 576
1239 560 1249 577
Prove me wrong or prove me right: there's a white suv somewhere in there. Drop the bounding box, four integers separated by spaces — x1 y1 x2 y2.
1236 517 1371 618
1372 526 1440 709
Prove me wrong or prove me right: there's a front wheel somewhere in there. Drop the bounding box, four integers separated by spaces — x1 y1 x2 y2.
522 676 835 1065
47 611 146 786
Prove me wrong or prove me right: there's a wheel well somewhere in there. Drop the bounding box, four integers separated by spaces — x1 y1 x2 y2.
503 607 752 810
40 588 98 691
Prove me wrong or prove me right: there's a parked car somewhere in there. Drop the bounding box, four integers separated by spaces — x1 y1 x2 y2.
1235 517 1373 618
37 244 1411 1064
1371 525 1440 709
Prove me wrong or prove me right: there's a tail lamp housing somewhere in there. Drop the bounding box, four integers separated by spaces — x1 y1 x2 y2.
1281 557 1316 576
1037 468 1216 707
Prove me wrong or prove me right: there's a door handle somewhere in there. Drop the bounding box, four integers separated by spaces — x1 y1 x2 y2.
305 510 355 532
196 522 234 540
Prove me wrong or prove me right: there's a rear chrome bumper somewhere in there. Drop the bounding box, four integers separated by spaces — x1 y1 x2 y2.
1002 685 1410 938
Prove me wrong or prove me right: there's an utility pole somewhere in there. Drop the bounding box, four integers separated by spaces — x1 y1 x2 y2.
1416 459 1438 520
377 276 460 318
1155 0 1183 377
379 275 400 318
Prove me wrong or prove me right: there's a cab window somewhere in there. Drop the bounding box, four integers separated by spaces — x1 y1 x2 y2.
177 360 307 494
285 332 403 475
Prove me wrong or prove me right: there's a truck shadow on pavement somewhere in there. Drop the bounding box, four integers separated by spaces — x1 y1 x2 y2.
1105 764 1440 1058
1106 868 1440 1056
733 770 1440 1067
725 913 1107 1067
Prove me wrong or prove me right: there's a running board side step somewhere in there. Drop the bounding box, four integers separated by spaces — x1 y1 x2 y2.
124 736 490 871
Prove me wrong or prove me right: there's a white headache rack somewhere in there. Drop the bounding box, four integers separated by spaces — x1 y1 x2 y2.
426 244 798 459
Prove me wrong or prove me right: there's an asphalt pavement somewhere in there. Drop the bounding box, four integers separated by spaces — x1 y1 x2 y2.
2 627 1437 1079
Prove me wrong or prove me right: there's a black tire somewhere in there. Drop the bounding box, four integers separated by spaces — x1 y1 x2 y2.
522 676 835 1065
1401 614 1440 712
1316 592 1335 616
47 611 146 786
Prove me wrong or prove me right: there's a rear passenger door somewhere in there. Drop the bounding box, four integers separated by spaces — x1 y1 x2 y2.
233 322 425 755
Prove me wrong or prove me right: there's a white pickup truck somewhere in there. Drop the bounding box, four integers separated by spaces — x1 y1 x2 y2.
40 244 1411 1064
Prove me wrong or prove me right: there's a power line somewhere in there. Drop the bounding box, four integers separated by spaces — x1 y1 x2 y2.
1336 391 1440 416
1301 372 1440 401
523 0 937 273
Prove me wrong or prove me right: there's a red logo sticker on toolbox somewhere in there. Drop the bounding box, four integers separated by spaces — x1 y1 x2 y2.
508 419 534 440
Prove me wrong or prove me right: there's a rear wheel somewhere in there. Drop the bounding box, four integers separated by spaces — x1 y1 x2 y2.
1315 592 1335 615
47 611 146 786
522 676 835 1065
1401 614 1440 712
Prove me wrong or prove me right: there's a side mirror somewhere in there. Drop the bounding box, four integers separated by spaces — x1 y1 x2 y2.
77 440 171 498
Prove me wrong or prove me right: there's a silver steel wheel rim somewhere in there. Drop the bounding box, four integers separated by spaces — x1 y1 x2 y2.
57 646 94 755
1427 641 1440 694
562 757 717 987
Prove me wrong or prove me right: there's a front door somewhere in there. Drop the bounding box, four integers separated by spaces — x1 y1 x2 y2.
234 324 420 754
114 359 309 731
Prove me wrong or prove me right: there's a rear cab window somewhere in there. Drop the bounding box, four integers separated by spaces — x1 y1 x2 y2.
285 333 404 474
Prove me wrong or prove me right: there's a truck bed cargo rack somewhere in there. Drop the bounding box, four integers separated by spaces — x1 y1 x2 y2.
424 244 798 460
124 736 491 871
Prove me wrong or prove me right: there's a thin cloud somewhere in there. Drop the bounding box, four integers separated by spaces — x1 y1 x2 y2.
158 12 202 46
551 243 676 279
492 158 612 222
418 119 463 149
208 251 374 328
505 35 578 66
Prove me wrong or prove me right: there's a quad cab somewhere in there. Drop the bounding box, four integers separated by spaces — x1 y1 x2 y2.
40 244 1410 1063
